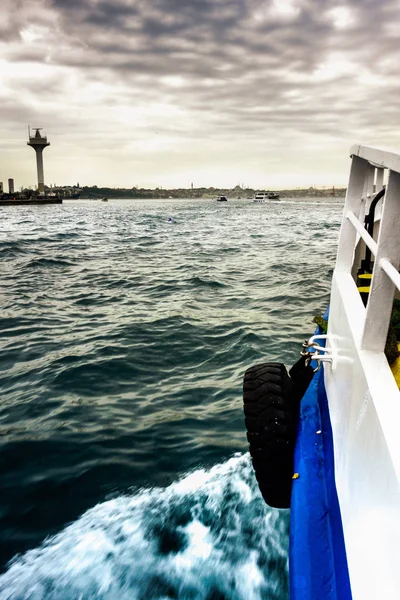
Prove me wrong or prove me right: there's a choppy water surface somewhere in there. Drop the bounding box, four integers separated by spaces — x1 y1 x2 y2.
0 198 343 599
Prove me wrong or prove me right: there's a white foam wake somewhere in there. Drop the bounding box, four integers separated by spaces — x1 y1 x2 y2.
0 454 288 600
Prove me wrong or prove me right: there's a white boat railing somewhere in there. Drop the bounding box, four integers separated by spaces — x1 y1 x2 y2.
325 144 400 599
336 145 400 353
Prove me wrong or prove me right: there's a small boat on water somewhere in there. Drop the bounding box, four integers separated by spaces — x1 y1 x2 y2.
216 195 228 202
253 191 280 202
102 197 108 202
244 144 400 599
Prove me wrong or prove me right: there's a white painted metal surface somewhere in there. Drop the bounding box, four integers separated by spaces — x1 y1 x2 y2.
324 145 400 600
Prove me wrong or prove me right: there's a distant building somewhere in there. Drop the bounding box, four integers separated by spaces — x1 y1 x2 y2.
8 178 14 194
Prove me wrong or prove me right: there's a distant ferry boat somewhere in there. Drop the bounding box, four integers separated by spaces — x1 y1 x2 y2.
216 195 228 202
253 191 280 202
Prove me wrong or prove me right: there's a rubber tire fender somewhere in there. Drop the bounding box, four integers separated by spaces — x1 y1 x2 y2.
243 362 301 509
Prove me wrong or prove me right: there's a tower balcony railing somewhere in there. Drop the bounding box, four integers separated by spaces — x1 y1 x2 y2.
28 137 49 145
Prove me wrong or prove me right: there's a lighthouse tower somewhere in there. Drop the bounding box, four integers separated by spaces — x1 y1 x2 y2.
27 128 50 194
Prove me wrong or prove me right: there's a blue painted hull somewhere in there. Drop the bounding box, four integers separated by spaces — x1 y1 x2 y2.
290 362 352 599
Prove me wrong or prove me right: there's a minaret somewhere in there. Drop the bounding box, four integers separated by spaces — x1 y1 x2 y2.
27 128 50 194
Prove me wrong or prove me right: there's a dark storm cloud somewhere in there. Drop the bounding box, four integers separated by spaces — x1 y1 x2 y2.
4 0 399 77
45 0 398 103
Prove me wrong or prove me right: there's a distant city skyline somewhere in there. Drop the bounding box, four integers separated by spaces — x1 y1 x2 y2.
1 0 399 190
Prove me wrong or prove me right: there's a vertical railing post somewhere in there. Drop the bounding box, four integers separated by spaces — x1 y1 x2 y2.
376 168 384 192
362 170 400 351
336 155 370 273
363 164 375 217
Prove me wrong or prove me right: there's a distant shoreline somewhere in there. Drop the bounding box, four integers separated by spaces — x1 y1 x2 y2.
76 187 346 200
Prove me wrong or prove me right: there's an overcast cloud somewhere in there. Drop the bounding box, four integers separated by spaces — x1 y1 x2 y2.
1 0 399 189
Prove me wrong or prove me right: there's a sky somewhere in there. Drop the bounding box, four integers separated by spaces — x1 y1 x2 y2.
1 0 399 190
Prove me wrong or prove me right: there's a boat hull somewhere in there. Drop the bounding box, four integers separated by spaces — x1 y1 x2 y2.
0 199 62 206
290 325 352 600
324 272 400 600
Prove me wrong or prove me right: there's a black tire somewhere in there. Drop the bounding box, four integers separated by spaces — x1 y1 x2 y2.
243 362 303 509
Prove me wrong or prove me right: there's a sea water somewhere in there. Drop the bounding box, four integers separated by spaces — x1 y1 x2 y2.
0 197 343 599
